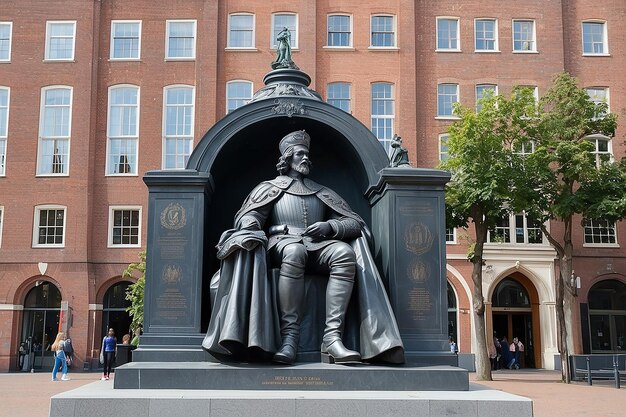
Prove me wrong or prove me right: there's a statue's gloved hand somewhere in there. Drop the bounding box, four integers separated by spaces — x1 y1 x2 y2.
303 221 332 239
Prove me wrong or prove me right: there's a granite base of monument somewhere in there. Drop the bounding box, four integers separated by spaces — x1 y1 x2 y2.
50 379 533 417
113 362 469 391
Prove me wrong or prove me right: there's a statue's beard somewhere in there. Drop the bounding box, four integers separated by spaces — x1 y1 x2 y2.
293 161 310 175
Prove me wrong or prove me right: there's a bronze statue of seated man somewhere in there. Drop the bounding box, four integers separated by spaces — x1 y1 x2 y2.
203 130 404 365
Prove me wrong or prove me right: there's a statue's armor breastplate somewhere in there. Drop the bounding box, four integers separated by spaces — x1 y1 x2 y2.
270 193 325 229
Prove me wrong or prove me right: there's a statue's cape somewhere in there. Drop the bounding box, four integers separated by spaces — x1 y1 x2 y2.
202 177 404 363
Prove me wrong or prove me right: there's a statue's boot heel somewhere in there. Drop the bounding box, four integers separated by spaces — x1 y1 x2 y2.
273 340 298 365
320 340 361 364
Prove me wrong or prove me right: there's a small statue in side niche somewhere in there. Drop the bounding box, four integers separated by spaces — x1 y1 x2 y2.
388 134 411 167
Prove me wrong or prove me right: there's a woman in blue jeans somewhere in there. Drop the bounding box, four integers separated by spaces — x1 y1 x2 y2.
101 328 117 380
51 332 69 381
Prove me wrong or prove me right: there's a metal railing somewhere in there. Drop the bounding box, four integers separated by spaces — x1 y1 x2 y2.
570 354 625 388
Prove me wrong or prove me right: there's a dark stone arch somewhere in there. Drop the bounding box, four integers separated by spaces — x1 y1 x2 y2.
187 96 390 278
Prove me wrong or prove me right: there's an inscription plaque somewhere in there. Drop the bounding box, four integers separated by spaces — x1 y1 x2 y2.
151 198 197 328
395 197 442 333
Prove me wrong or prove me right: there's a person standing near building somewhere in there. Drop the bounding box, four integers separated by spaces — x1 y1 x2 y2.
101 328 117 380
510 337 524 369
51 332 70 381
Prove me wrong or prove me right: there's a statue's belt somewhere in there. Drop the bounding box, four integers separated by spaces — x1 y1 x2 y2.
269 225 307 236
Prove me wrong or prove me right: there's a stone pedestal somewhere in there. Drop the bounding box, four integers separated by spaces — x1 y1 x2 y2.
136 170 213 362
367 168 452 364
114 362 469 391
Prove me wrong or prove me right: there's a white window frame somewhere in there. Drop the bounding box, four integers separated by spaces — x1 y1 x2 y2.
513 140 536 156
106 85 140 176
162 85 195 170
165 20 196 60
110 20 142 60
0 86 9 176
227 13 255 49
445 227 457 244
326 14 352 48
45 21 76 61
437 83 459 119
371 82 395 153
32 205 66 248
108 206 142 248
271 13 298 49
586 134 613 168
512 19 537 53
0 22 12 62
436 17 460 52
487 212 546 245
583 218 618 247
370 14 396 48
438 133 449 162
586 87 610 119
581 20 609 56
226 80 253 114
36 86 73 177
475 84 498 112
327 82 351 113
474 18 498 52
519 85 539 102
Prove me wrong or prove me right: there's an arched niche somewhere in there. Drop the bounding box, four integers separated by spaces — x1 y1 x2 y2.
187 97 390 276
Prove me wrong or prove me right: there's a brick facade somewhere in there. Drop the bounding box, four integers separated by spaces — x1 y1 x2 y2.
0 0 624 372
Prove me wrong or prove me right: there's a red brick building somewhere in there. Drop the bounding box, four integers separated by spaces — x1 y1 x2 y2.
0 0 624 372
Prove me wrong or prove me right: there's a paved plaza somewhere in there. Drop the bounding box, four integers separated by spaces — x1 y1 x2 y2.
0 368 623 417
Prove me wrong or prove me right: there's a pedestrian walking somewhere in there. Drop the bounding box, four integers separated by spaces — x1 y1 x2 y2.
51 332 70 381
101 328 117 380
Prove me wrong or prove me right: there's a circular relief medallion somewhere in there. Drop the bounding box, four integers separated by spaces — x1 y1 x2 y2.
162 264 182 285
407 258 430 284
160 202 187 230
404 222 434 255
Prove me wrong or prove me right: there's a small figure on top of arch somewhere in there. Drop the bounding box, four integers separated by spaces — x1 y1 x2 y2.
271 27 299 70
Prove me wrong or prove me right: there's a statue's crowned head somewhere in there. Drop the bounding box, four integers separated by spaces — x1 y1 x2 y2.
279 130 311 156
276 130 312 175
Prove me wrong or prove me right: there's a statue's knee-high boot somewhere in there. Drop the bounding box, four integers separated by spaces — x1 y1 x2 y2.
321 277 361 363
273 262 304 364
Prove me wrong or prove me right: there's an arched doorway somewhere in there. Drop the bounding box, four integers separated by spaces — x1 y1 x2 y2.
587 279 626 352
492 276 539 368
101 281 133 342
19 281 61 371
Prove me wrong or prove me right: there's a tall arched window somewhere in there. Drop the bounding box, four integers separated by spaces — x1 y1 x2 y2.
588 279 626 352
102 281 133 340
20 281 62 370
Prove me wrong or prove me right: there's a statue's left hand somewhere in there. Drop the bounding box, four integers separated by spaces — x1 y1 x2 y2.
303 221 332 239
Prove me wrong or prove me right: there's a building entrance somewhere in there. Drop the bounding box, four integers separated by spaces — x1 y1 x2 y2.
101 281 133 342
19 282 61 371
492 312 535 368
491 276 540 368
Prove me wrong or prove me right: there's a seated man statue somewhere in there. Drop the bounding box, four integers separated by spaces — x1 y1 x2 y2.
203 130 404 365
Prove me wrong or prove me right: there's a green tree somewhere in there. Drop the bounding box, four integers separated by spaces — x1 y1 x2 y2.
123 251 146 342
517 72 623 382
440 88 537 381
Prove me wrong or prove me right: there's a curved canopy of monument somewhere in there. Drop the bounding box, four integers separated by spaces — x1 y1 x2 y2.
187 97 389 186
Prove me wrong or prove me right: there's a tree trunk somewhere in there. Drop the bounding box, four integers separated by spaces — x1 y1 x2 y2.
472 219 492 381
541 218 574 383
556 218 574 383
